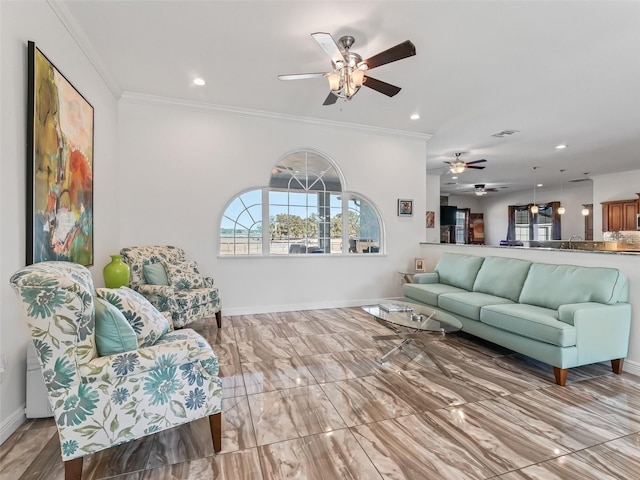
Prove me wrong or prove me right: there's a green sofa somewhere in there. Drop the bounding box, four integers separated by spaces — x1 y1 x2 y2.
402 253 632 385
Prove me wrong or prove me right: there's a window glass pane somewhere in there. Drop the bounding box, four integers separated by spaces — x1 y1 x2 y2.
220 189 262 255
347 195 380 253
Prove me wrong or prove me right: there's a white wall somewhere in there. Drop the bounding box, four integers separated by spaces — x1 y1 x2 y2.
425 174 441 243
482 181 593 245
418 244 640 374
448 194 483 213
0 1 120 442
117 98 427 314
592 169 640 240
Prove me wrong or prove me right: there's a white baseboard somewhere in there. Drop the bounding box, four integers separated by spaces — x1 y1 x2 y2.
0 404 26 445
624 359 640 377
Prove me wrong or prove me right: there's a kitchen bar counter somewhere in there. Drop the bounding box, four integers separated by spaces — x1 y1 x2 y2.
420 242 640 256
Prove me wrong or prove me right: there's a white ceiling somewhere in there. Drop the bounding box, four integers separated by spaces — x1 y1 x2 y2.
59 0 640 196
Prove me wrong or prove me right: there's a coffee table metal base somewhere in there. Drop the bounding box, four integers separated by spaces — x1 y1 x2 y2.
363 303 462 378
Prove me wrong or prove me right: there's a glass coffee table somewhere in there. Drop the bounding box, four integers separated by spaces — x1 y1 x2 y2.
362 300 462 377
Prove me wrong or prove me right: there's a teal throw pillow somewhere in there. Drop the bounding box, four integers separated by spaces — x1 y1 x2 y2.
143 262 169 285
94 297 138 356
96 287 171 348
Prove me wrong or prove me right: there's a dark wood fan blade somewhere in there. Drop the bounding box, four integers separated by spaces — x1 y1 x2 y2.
466 159 488 165
278 73 327 80
466 165 486 169
323 92 339 106
364 40 416 70
363 76 401 97
311 32 344 66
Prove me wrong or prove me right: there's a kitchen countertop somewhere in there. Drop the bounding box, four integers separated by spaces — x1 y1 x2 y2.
420 242 640 256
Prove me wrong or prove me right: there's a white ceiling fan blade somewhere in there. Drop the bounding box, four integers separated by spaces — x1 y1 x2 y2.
311 32 344 66
278 73 327 81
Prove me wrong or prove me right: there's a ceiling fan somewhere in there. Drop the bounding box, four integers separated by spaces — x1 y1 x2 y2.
278 33 416 105
444 153 488 174
454 184 505 196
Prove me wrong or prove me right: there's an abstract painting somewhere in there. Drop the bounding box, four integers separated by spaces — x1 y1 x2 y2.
27 41 94 266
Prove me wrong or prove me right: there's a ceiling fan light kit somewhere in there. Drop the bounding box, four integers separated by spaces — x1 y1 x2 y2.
445 152 487 174
278 32 416 105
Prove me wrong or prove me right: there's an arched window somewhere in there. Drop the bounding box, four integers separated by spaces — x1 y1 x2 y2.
220 150 383 255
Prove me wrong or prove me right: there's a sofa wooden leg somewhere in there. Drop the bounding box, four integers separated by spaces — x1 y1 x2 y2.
553 367 567 386
611 358 624 374
209 412 222 452
65 457 83 480
215 311 222 329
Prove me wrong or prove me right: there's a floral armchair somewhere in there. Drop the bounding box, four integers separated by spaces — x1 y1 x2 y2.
120 245 222 329
10 261 222 480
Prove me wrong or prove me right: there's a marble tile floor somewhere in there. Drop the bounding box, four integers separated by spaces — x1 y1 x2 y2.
2 307 640 479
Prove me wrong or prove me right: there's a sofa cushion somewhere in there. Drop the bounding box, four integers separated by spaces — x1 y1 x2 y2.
519 263 629 310
94 297 138 356
438 292 514 321
435 253 485 291
96 287 171 347
472 256 532 302
480 304 576 347
402 282 467 307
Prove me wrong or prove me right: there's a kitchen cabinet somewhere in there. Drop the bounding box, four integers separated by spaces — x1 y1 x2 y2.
601 195 640 232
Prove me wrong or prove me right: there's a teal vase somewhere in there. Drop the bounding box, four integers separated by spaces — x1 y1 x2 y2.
103 254 130 288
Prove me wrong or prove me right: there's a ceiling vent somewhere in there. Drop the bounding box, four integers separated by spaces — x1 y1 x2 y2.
491 129 520 138
568 178 592 183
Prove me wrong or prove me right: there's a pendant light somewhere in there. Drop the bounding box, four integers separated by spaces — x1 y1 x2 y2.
557 169 566 215
530 167 539 214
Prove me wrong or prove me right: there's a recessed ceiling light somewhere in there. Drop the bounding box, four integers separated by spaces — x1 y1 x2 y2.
193 78 206 86
537 183 543 187
410 113 420 120
451 176 458 180
555 144 568 149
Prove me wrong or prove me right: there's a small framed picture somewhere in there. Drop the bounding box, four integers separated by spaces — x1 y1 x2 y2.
426 211 435 228
398 199 413 216
415 258 425 272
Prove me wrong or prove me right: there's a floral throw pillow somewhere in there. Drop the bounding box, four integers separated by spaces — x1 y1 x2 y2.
95 287 171 347
163 260 205 290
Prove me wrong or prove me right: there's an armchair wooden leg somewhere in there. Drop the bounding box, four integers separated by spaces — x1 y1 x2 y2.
611 358 624 374
553 367 567 386
65 457 83 480
215 310 222 329
209 412 222 452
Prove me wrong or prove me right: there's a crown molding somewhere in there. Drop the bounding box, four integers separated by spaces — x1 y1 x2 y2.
47 0 122 99
120 92 433 142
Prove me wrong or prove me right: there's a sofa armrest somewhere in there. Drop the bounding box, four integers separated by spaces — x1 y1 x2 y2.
203 276 215 288
412 272 439 284
558 302 632 363
558 302 631 326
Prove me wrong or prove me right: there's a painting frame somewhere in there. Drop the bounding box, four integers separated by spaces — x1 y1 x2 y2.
27 41 94 266
425 210 435 228
398 199 413 217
